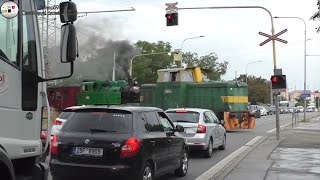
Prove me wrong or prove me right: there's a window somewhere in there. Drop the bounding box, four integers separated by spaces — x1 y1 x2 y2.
166 110 200 123
61 110 133 134
21 0 40 111
58 112 72 120
158 112 174 131
143 112 163 132
0 0 18 66
210 111 220 124
204 112 214 123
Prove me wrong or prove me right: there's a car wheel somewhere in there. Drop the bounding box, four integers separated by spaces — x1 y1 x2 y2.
204 139 213 158
174 149 188 177
218 135 226 150
139 162 153 180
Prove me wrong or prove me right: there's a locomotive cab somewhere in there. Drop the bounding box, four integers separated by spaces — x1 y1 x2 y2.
157 67 210 83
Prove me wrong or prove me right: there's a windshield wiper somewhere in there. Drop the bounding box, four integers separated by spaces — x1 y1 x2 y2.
89 128 117 134
175 120 194 123
0 49 10 62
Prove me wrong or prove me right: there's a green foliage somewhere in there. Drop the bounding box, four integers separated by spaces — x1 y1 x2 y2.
132 41 173 84
311 1 320 32
183 52 228 80
237 74 270 104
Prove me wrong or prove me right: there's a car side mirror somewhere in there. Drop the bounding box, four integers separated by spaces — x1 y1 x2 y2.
60 23 77 63
220 120 225 125
175 125 184 132
60 1 77 23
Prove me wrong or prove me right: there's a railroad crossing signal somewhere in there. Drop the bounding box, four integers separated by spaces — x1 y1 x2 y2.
270 75 287 89
165 2 178 26
259 29 288 46
165 13 178 26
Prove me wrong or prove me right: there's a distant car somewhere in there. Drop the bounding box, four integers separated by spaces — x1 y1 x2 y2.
51 106 86 138
249 105 261 118
165 108 226 158
258 106 268 116
50 106 188 180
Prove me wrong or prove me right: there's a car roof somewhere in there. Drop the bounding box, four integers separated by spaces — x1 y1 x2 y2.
63 105 163 113
165 108 211 113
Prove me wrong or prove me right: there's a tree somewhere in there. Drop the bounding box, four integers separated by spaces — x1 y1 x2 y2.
132 41 173 84
311 1 320 32
237 74 270 104
183 52 228 80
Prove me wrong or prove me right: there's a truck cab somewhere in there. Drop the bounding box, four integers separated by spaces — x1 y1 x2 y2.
0 0 78 179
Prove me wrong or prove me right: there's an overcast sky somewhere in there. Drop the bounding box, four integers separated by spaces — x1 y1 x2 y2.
54 0 320 91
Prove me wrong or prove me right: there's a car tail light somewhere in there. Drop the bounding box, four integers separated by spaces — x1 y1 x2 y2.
41 131 47 139
196 124 206 133
54 119 62 125
51 135 58 154
120 137 141 159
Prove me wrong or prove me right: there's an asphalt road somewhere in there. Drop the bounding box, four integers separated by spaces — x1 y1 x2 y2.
47 112 320 180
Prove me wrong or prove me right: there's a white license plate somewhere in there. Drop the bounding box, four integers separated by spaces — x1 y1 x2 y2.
72 147 103 156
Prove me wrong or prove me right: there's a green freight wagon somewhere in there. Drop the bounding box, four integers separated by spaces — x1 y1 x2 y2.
140 67 255 130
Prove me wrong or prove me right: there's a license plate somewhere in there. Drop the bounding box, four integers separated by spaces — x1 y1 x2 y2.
72 147 103 156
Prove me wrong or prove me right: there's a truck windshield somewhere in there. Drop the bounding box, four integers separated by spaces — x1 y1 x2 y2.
0 0 38 72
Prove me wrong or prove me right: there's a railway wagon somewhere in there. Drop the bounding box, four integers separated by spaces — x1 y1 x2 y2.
140 67 255 130
47 85 80 111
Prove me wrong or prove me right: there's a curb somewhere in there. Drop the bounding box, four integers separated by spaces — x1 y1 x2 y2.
208 136 268 180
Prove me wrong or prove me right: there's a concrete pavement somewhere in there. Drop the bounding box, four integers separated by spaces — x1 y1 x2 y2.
219 115 320 180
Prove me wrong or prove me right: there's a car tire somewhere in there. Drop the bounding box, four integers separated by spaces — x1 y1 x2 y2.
138 162 153 180
218 135 226 150
174 149 188 177
204 139 213 158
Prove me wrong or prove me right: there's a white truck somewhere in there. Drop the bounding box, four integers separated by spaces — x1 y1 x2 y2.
0 0 78 179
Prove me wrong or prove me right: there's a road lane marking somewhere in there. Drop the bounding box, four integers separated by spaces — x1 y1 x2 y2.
245 136 262 146
195 136 263 180
195 146 249 180
267 122 292 133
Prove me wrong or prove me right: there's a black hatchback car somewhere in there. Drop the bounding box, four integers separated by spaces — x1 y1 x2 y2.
50 106 188 180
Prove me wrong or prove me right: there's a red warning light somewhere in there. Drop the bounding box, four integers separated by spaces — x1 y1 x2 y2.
167 15 171 19
272 77 278 83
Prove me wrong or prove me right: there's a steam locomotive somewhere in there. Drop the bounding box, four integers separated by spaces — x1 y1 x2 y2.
76 79 140 106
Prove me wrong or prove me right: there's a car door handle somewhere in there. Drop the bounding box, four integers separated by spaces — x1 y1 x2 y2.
168 139 172 143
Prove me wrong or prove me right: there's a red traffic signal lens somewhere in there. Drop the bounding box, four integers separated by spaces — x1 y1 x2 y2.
272 77 278 83
166 15 171 19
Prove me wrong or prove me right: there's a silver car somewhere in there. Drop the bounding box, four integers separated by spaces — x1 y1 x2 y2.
165 108 226 158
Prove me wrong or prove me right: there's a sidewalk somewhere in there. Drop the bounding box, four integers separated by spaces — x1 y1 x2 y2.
222 116 320 180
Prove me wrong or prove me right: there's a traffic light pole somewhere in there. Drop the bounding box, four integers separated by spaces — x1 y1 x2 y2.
177 5 281 140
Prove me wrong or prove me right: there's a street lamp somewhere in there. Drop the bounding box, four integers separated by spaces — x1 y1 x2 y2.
129 52 171 76
274 16 307 121
180 35 205 67
245 60 262 83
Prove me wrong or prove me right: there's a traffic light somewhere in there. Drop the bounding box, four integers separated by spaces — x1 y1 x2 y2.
270 75 286 89
165 13 178 26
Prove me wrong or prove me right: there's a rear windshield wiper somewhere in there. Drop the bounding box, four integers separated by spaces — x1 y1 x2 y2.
89 128 117 134
175 120 195 123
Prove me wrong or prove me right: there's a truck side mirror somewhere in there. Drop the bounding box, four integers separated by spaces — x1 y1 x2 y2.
60 24 77 63
60 1 77 23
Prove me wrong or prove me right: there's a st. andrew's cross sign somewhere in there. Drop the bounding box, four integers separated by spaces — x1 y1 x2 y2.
259 29 288 46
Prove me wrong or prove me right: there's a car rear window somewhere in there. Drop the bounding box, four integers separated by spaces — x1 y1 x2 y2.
58 112 72 119
166 110 200 123
61 109 132 134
